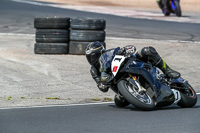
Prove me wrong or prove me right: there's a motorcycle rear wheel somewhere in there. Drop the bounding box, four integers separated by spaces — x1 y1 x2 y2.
118 80 155 111
174 1 182 17
177 84 197 108
114 94 130 108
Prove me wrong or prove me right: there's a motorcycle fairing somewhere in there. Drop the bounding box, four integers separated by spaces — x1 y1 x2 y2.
156 83 175 107
169 0 180 13
170 0 176 10
120 57 159 94
171 77 186 84
120 56 175 105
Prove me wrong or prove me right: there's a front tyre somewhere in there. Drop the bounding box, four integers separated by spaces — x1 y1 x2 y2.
178 84 197 108
117 80 155 111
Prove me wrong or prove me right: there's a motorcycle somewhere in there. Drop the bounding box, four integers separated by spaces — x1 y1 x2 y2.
99 47 197 111
164 0 182 17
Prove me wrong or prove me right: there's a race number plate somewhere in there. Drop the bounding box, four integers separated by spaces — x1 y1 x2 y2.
111 55 125 77
171 89 181 104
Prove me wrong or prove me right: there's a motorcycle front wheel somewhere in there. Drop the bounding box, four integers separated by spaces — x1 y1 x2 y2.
117 80 155 111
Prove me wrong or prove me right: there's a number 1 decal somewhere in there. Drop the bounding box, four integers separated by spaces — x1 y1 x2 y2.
111 55 125 77
171 89 181 104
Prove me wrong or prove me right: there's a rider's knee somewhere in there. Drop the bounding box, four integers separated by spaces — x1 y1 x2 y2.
141 46 158 56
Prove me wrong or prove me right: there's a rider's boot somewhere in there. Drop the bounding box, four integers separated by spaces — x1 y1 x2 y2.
156 58 181 79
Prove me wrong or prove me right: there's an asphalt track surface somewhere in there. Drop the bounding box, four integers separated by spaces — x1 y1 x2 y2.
0 97 200 133
0 0 200 133
0 0 200 41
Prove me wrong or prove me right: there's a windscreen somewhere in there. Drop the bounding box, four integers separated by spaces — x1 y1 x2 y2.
99 47 120 72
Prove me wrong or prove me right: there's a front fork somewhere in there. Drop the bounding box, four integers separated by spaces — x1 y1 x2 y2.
128 74 146 93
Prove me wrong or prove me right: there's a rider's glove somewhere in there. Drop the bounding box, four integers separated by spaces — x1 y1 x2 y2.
97 82 109 93
124 45 136 57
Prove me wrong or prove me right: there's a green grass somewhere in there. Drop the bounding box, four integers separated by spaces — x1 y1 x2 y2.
6 96 12 100
91 97 113 102
91 98 101 101
103 97 113 101
46 97 60 100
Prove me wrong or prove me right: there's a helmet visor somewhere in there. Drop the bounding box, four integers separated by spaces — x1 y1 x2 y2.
86 52 101 65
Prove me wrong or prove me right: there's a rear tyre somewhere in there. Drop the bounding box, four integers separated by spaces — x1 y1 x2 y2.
177 84 197 108
118 80 155 111
174 1 182 17
114 94 130 108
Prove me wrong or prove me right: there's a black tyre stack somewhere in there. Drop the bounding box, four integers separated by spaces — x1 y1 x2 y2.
69 18 106 55
34 17 106 55
34 17 70 54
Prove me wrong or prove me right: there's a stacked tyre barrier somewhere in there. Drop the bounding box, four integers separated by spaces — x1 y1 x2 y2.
34 17 70 54
34 17 106 55
69 18 106 55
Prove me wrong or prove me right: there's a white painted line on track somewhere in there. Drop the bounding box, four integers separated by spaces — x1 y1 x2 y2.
0 102 114 110
12 0 46 6
0 33 35 37
0 93 200 110
107 37 200 44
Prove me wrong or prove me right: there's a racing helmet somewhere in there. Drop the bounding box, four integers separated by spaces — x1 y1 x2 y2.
85 41 105 65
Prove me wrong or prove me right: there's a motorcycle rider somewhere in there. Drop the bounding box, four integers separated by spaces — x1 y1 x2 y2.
85 41 180 93
156 0 170 15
